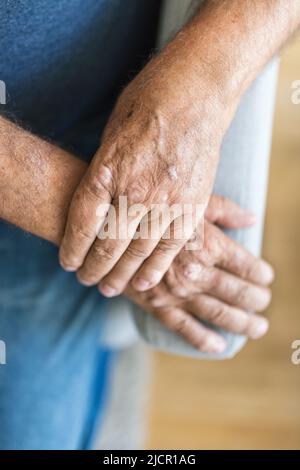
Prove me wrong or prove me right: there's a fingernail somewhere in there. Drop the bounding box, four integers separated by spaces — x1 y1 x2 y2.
251 319 269 339
235 211 256 227
98 284 118 297
243 211 257 225
133 270 162 291
78 278 95 287
255 288 272 312
58 252 77 272
59 258 77 272
261 261 275 285
132 277 151 291
77 275 95 286
202 336 226 353
212 337 227 353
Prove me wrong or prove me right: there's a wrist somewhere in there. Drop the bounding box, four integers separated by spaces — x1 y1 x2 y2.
124 43 242 148
0 117 87 245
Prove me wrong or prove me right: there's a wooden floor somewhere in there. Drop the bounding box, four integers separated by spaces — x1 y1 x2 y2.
146 39 300 449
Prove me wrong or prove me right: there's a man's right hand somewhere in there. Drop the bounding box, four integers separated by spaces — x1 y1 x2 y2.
125 196 274 354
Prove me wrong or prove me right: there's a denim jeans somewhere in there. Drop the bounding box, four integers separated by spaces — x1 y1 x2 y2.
0 227 115 449
0 0 160 449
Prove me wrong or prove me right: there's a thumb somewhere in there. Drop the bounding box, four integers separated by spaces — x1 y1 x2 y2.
205 195 256 229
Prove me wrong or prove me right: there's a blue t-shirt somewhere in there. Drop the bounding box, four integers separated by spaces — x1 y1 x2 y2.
0 0 160 315
0 0 160 157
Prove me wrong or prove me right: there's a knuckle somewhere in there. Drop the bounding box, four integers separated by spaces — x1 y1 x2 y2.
148 294 166 308
207 195 226 220
92 242 115 262
208 304 227 323
203 236 220 264
164 268 185 296
210 269 223 290
246 258 261 280
170 286 189 297
235 283 250 306
86 165 114 199
211 240 223 261
125 243 150 260
237 257 258 280
171 313 189 335
158 307 187 333
157 238 182 254
126 178 152 205
69 223 94 242
60 226 94 268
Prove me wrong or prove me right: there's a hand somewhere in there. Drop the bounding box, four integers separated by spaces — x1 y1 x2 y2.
59 35 236 294
59 0 297 295
0 117 273 354
125 196 274 353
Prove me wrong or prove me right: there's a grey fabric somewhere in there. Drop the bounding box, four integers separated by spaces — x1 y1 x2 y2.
101 296 139 349
101 0 279 359
94 344 151 449
133 58 279 359
157 0 203 47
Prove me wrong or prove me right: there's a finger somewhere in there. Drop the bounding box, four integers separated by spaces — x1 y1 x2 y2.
98 205 180 295
59 158 114 271
205 268 272 312
186 294 269 339
205 195 256 229
99 237 162 296
131 215 194 292
209 224 274 286
152 306 227 353
76 196 147 287
166 263 271 312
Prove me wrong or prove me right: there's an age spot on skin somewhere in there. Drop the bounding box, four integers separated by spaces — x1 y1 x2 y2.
97 165 113 189
127 185 147 204
167 165 178 181
183 263 202 281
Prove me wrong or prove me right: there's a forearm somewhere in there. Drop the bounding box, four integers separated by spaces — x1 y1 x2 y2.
0 116 86 245
137 0 300 133
191 0 300 99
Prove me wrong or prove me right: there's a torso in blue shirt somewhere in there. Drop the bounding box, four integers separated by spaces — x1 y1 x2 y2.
0 0 160 317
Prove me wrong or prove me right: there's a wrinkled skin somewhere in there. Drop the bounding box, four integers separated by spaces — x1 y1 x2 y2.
59 0 300 297
59 74 225 294
2 0 300 352
0 118 273 353
58 2 236 294
124 196 273 353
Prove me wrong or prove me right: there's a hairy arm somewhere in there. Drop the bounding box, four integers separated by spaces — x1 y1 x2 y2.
176 0 300 106
0 116 85 245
